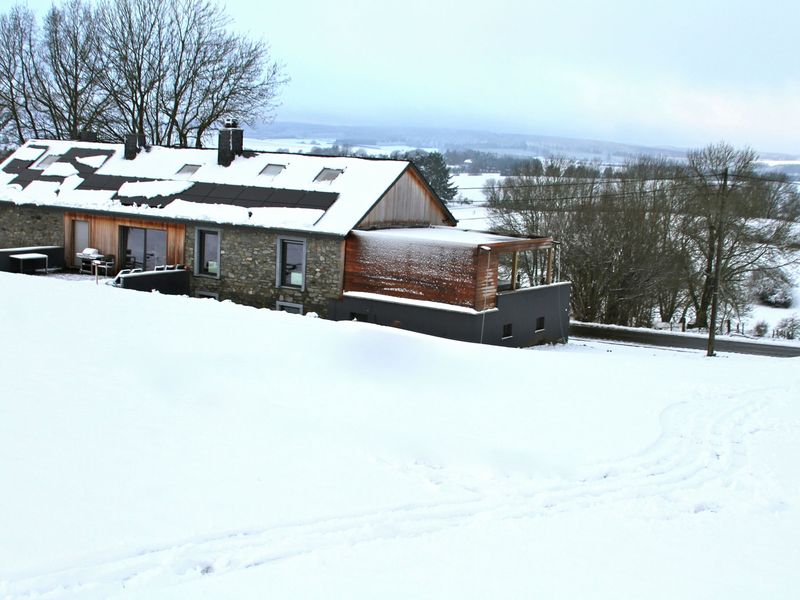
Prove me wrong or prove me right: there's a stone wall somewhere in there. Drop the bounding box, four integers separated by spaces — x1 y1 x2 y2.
0 202 65 248
184 224 345 316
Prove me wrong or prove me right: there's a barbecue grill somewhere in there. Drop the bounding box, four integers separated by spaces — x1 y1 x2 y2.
76 248 104 274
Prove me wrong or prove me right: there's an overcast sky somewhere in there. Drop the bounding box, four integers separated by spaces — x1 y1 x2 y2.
24 0 800 153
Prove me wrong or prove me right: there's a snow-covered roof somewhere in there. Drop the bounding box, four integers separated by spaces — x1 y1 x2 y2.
0 139 420 235
352 226 553 248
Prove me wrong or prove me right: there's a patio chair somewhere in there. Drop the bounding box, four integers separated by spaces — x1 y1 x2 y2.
95 255 115 277
107 268 131 287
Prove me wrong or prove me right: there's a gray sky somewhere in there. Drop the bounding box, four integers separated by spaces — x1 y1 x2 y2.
24 0 800 153
233 0 799 154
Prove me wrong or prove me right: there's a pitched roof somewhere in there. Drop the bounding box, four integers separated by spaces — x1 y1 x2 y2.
0 139 444 235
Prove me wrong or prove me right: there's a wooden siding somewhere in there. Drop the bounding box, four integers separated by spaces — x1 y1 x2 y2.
474 247 498 311
63 212 185 271
356 168 454 230
344 232 482 308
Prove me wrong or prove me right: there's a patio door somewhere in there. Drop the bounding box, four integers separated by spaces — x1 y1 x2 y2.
121 226 167 270
72 220 89 267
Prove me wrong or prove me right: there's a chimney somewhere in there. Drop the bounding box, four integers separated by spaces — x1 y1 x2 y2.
217 118 243 167
78 129 97 142
124 133 146 160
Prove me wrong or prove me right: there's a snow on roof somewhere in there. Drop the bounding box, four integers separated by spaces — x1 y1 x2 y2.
12 146 46 161
41 161 79 178
117 180 194 199
76 154 110 169
343 291 497 314
0 139 413 235
353 226 535 247
17 180 60 204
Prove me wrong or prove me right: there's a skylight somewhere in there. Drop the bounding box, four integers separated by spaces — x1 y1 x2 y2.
313 168 343 183
33 154 62 170
259 164 285 177
175 164 200 176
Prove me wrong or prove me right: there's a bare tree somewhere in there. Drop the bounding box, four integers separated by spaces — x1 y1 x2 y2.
95 0 169 141
0 0 286 146
682 143 800 349
0 5 40 143
487 158 687 326
36 0 107 139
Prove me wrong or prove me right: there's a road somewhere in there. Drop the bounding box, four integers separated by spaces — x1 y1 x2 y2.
570 323 800 358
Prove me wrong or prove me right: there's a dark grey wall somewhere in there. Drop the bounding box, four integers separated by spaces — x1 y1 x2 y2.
329 282 571 347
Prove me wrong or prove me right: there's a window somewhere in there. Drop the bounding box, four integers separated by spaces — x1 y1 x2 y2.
196 229 220 277
276 301 303 314
502 323 513 339
33 154 62 169
259 163 285 177
535 316 545 332
313 167 343 183
277 237 305 289
197 291 219 300
176 164 200 176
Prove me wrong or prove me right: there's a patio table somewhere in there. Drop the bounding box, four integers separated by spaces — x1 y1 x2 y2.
9 252 49 274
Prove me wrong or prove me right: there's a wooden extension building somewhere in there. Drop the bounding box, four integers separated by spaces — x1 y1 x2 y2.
0 125 570 346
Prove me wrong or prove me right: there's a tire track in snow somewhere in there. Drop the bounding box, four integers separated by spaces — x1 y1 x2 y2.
1 390 773 599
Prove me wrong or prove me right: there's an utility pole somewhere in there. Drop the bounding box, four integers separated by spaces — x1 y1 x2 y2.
707 168 728 357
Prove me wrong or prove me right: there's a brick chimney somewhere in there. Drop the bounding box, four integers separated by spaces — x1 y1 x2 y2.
124 133 146 160
218 118 243 167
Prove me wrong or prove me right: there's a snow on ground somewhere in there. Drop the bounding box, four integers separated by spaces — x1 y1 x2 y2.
1 272 799 599
450 173 501 230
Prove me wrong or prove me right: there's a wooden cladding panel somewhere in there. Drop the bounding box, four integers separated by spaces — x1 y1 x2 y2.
64 212 185 268
344 233 481 308
357 169 453 230
474 248 498 311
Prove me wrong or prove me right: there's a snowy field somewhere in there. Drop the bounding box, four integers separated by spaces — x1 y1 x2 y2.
1 272 799 599
245 137 434 157
449 173 501 230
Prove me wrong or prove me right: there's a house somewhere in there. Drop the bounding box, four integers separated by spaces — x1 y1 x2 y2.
0 124 570 346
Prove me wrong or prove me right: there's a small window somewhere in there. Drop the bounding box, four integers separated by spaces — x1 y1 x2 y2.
276 301 303 314
259 163 285 177
197 291 219 300
277 237 305 289
535 316 545 332
195 228 220 277
502 323 513 339
176 164 200 176
313 167 343 183
33 154 62 169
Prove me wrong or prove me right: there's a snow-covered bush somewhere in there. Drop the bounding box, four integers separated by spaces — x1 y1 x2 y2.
775 315 800 340
752 320 769 337
750 270 794 308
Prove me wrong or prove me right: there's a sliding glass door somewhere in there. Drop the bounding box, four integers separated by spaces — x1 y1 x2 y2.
121 226 167 270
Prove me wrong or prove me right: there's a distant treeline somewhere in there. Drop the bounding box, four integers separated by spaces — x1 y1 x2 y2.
443 150 541 175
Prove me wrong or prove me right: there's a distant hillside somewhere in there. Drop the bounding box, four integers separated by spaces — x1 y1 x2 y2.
251 121 800 166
